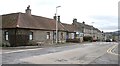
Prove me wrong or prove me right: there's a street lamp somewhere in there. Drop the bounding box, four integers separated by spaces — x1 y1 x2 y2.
82 21 85 37
56 6 61 44
91 22 94 41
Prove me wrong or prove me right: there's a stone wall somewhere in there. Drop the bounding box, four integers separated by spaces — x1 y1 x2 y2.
2 29 13 46
2 29 30 46
31 30 54 45
30 30 66 45
58 31 66 43
2 29 67 46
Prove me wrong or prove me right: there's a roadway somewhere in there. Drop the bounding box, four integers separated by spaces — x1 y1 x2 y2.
0 42 119 64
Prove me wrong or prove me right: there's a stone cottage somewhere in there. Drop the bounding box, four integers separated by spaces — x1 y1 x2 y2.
61 23 76 39
2 6 70 47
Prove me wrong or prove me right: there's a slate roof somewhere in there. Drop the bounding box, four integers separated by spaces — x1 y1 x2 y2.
73 22 92 30
2 12 66 31
61 23 76 32
73 21 102 33
94 28 101 32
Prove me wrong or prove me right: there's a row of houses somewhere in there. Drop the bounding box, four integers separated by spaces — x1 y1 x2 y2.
1 6 104 47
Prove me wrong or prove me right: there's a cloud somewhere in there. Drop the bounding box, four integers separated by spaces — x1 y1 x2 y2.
91 16 118 26
0 0 119 32
100 25 118 30
91 16 118 22
89 15 118 32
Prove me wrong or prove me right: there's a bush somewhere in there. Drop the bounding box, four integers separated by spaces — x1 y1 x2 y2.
66 38 80 43
27 40 38 46
83 36 92 42
2 42 10 47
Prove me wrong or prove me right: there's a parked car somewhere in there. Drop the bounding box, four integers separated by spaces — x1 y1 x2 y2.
106 39 111 42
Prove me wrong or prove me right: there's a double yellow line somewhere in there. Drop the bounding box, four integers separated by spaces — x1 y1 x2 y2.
107 44 119 56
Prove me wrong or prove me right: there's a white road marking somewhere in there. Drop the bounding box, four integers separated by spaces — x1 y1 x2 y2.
1 48 43 54
1 42 118 55
107 44 119 56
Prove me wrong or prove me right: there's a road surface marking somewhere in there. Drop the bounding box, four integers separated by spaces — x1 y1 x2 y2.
107 44 119 56
1 48 43 54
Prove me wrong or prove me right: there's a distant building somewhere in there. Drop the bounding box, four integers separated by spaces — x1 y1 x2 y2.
72 18 103 41
61 23 76 39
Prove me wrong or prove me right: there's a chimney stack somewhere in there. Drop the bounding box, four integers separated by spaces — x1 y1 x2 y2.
73 18 77 23
82 21 85 24
25 5 31 15
58 16 60 22
53 14 57 20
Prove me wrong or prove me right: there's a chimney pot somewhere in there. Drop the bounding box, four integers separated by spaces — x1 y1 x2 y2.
53 14 57 20
73 18 77 23
82 21 85 24
25 5 31 15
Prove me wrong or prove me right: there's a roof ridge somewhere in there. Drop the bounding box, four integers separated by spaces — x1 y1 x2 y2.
2 12 23 16
16 13 21 28
59 22 68 31
31 15 54 21
61 23 72 25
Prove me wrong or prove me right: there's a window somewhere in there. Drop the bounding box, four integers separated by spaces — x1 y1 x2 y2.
47 32 50 39
66 32 69 39
71 33 74 39
29 32 33 40
61 33 63 39
5 31 8 40
54 32 56 40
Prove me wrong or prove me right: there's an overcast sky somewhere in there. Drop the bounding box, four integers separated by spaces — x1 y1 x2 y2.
0 0 119 32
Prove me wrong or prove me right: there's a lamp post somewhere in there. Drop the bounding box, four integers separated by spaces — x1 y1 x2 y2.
91 22 94 41
82 21 85 37
56 6 61 44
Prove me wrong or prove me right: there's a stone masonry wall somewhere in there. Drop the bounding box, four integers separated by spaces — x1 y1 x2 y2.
31 30 54 45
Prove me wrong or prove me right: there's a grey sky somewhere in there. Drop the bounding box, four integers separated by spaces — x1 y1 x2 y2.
0 0 119 32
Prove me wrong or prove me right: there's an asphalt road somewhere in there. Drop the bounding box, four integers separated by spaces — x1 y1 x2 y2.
1 42 119 64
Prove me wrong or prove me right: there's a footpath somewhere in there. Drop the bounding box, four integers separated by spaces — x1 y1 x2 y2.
2 42 90 49
1 42 90 54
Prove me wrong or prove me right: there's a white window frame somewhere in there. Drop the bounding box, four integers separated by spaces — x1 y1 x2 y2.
29 32 33 40
5 31 8 40
47 32 50 39
71 33 74 39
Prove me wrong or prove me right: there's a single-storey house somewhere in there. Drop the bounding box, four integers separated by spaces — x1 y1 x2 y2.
1 6 104 47
61 23 76 39
2 6 76 47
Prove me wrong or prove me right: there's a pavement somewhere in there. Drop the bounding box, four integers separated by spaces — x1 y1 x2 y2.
1 42 119 64
1 42 89 54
